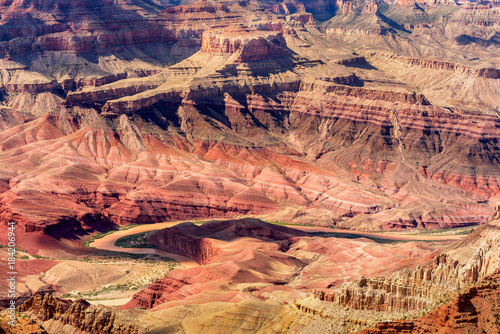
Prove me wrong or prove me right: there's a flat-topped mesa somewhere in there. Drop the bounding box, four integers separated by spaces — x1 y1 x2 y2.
389 55 500 79
160 0 230 16
200 25 290 63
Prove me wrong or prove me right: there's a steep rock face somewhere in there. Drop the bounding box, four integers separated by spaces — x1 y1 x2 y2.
271 0 336 20
333 219 500 313
65 74 168 106
0 0 226 53
0 20 177 58
18 294 148 334
492 202 500 220
299 80 430 105
99 79 302 115
1 72 498 245
0 0 498 250
200 25 289 62
286 12 316 25
365 53 500 130
148 218 310 264
17 294 71 321
149 224 220 265
0 0 254 96
336 254 464 312
388 55 500 79
60 70 160 92
159 1 233 21
312 289 336 302
356 271 500 334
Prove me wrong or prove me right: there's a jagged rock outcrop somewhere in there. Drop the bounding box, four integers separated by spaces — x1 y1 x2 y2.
356 271 500 334
158 0 241 27
18 294 148 334
492 202 500 220
329 219 500 313
312 289 336 302
17 294 72 321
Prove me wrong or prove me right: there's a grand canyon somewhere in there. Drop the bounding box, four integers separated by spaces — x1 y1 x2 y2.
0 0 499 333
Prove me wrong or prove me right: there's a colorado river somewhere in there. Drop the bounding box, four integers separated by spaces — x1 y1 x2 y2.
89 221 200 268
89 219 467 260
294 226 468 241
87 221 200 307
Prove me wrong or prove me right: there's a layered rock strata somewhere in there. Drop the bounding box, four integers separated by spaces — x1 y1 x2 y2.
121 218 434 311
148 224 220 265
356 271 500 334
18 294 148 334
388 56 500 79
19 293 320 334
0 1 498 251
201 26 289 62
316 219 500 313
1 64 498 244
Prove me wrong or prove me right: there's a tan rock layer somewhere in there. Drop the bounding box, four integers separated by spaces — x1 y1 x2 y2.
334 222 500 313
388 55 500 79
18 294 147 334
1 70 160 95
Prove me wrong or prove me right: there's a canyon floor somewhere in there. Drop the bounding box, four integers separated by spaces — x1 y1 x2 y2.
1 218 464 309
5 216 500 333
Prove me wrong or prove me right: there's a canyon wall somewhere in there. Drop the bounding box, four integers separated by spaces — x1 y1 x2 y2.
356 271 500 334
313 218 500 313
148 225 219 265
18 294 148 334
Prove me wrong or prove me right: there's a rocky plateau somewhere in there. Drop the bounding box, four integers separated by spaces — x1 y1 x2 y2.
0 0 499 332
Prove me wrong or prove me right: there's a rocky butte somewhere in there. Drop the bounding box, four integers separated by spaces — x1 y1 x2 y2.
200 25 290 62
0 0 498 333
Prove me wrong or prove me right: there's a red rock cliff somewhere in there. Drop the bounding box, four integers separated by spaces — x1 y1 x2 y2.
148 223 219 265
200 25 289 62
